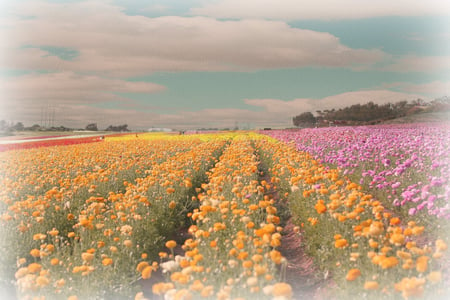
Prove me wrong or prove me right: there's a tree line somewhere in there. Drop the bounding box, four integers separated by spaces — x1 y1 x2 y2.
0 121 129 133
293 97 450 127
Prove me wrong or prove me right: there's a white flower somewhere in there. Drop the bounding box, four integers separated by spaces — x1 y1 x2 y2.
290 185 299 192
263 285 273 295
160 260 179 273
164 289 176 300
246 276 258 286
120 225 133 235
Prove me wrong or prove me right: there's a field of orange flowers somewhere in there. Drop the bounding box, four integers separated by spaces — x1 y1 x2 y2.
0 132 448 299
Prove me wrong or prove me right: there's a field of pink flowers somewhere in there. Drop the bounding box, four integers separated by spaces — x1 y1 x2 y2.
263 124 450 221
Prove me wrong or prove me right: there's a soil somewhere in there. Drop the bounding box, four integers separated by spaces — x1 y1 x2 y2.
279 220 336 300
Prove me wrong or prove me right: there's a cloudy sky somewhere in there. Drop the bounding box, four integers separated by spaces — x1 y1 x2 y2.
1 0 449 130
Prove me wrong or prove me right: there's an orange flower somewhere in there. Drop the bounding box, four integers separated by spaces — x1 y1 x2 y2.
30 248 41 258
27 263 42 273
396 250 412 260
335 239 348 248
364 281 379 290
168 201 176 209
427 271 442 283
81 252 94 262
314 200 327 214
436 239 447 251
249 204 259 211
390 233 405 245
36 276 50 287
242 260 253 268
346 268 361 281
165 240 177 249
412 226 424 235
389 217 401 226
395 277 425 298
270 250 283 264
48 228 59 236
307 217 318 226
272 283 293 298
152 282 175 295
416 256 429 273
102 258 113 266
141 266 152 279
369 240 379 249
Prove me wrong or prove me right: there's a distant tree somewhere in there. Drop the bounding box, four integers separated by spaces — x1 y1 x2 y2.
86 123 98 131
12 122 24 131
105 124 129 132
0 120 7 130
293 112 316 127
30 124 41 131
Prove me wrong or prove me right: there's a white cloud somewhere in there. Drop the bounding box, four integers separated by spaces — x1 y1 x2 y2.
143 90 429 129
245 90 427 116
381 55 450 73
153 90 429 129
0 71 165 123
190 0 450 20
385 81 450 96
1 1 386 76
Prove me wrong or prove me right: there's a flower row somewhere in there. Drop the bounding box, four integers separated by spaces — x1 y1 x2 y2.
257 136 448 299
150 136 293 299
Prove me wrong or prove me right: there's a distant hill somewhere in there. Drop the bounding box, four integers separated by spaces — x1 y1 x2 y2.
381 111 450 124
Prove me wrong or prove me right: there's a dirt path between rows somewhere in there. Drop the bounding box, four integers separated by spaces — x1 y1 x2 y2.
279 220 336 300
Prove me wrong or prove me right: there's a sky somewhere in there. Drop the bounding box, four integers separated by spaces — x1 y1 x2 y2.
0 0 449 130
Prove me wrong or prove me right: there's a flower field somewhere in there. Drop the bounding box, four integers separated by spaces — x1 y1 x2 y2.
0 128 449 299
